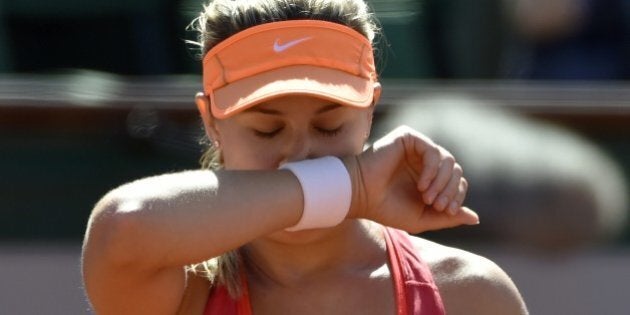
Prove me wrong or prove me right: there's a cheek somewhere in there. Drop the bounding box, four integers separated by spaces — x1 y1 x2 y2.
213 122 273 170
339 120 371 154
341 131 368 155
222 144 276 170
220 134 283 170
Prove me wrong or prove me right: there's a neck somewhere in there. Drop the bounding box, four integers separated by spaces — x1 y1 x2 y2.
241 220 385 287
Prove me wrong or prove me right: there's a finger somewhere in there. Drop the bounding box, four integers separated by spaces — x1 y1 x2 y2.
454 207 479 226
422 154 455 205
416 206 479 232
447 177 468 215
416 144 440 191
433 164 463 213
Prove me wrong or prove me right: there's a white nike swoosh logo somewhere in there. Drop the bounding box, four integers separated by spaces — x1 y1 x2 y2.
273 36 312 52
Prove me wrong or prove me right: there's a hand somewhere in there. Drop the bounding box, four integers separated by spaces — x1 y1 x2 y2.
345 126 479 233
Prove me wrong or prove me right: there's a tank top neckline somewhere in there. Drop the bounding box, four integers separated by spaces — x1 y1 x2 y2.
230 226 407 315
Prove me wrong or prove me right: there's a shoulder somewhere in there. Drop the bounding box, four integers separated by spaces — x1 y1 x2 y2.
409 235 529 315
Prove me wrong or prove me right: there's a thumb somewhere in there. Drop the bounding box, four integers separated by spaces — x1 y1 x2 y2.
416 207 480 232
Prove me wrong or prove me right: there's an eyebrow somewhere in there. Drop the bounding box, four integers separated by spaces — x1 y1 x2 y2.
245 103 342 115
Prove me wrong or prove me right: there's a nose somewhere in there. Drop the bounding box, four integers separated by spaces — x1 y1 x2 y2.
279 132 314 165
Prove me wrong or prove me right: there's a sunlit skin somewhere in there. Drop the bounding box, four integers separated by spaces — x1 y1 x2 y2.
80 93 526 315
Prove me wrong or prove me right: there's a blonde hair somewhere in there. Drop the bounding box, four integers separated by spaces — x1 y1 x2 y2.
188 0 380 298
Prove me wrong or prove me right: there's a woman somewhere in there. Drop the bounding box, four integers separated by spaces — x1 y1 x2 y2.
82 0 528 314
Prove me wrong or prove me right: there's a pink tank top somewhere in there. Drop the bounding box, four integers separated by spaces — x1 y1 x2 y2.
203 227 445 315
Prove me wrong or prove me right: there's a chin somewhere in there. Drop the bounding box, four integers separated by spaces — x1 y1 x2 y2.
265 227 337 244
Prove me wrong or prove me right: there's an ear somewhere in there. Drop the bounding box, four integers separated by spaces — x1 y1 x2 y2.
372 82 382 106
195 92 221 141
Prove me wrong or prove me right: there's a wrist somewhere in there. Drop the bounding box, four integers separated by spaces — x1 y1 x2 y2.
342 155 368 220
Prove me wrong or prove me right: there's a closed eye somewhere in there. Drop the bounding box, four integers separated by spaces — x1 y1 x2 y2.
253 128 283 138
316 126 343 137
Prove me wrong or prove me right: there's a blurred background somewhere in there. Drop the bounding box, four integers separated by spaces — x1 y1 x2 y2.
0 0 629 314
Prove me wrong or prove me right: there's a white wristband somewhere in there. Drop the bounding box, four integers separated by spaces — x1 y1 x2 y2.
280 156 352 231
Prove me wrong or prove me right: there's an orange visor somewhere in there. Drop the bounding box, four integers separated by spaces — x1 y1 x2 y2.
202 20 379 119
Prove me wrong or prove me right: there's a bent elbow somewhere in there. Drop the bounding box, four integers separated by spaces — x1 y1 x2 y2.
83 192 149 267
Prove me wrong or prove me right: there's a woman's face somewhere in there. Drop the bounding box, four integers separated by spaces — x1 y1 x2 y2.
213 96 374 170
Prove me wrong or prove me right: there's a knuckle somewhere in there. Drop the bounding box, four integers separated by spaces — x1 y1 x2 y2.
394 125 412 133
393 125 416 140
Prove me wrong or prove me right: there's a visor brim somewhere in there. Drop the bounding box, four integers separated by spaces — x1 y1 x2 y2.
210 65 375 119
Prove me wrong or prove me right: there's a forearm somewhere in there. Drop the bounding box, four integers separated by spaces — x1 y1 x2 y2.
83 169 303 268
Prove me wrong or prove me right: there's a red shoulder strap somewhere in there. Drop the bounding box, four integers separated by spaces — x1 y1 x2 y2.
203 270 252 315
384 227 446 315
384 227 409 315
203 285 239 315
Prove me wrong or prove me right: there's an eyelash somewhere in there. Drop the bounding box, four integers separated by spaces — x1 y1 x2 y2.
315 126 342 137
253 126 343 139
253 128 282 138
